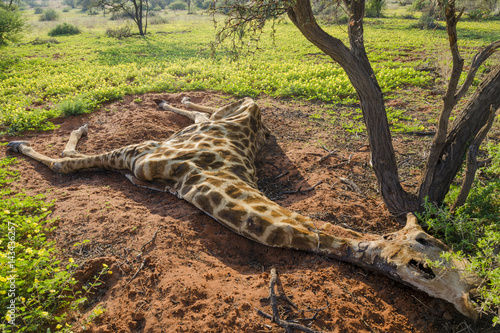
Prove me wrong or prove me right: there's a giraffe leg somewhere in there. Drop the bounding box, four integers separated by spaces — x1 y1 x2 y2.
62 124 89 158
181 97 218 114
154 99 209 123
9 135 161 174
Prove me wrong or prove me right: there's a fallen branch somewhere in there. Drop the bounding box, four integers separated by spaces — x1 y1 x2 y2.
329 154 354 169
339 177 363 196
140 226 163 254
256 268 325 333
124 257 147 289
282 180 324 195
318 145 338 164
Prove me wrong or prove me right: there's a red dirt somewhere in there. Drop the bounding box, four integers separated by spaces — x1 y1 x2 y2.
2 92 479 332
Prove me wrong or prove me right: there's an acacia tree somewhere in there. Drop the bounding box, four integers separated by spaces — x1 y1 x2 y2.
212 0 500 217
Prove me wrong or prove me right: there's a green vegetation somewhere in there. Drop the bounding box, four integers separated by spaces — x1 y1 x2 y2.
0 156 76 331
58 98 90 116
169 1 187 10
48 23 81 37
1 12 498 135
0 156 114 331
39 8 59 21
419 143 500 324
0 4 25 46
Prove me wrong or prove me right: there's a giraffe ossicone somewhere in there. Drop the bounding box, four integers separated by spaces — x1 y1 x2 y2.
8 97 480 319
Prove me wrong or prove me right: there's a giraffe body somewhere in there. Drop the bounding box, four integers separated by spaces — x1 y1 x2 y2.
8 97 480 319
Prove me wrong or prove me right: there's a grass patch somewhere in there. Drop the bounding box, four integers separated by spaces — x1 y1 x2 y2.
6 14 500 134
48 23 81 37
58 98 91 117
0 156 77 332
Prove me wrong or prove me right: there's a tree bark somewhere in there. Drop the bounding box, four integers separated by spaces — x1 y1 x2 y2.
419 65 500 203
288 0 418 215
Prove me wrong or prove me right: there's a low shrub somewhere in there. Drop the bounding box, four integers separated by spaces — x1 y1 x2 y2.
39 8 58 21
0 157 78 332
149 15 169 25
48 23 81 36
105 25 132 39
34 6 43 14
419 143 500 326
58 98 90 117
410 13 441 29
169 1 187 10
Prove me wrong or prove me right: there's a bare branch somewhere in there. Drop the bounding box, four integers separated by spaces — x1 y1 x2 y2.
419 0 464 199
451 105 498 211
455 39 500 102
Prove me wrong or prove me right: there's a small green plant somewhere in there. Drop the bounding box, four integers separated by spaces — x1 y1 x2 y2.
0 157 80 332
81 305 106 330
39 8 59 21
58 98 90 117
419 145 500 325
34 7 43 14
48 23 81 36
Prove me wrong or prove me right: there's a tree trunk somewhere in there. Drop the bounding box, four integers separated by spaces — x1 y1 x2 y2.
288 0 419 215
418 65 500 203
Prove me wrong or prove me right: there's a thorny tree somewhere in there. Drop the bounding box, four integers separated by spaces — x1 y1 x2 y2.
96 0 149 35
211 0 500 217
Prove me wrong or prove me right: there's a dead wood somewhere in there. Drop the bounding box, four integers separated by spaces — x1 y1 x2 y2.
140 226 163 254
124 257 148 289
256 268 325 333
282 180 324 195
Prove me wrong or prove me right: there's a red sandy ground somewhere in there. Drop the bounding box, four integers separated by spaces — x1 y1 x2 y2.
2 92 482 332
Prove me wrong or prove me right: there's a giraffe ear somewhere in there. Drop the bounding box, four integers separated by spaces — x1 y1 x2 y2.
404 213 423 231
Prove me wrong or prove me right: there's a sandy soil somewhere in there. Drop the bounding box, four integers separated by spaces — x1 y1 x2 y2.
2 92 482 332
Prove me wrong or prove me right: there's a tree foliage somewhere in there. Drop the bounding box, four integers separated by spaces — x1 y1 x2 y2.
0 3 25 46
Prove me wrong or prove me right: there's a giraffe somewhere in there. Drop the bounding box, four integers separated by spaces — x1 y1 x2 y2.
8 97 480 319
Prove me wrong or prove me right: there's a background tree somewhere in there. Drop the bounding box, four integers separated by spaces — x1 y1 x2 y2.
211 0 500 217
365 0 386 17
0 2 25 46
94 0 150 35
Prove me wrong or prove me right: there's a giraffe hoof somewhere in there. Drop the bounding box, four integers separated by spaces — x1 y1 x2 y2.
78 124 88 136
181 97 191 105
7 141 30 153
153 99 169 110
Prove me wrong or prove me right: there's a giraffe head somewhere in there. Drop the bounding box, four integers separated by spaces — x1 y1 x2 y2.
379 214 480 319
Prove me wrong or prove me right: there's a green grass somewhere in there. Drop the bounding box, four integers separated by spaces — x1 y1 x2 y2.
0 154 113 332
419 144 500 325
1 11 497 134
0 155 77 332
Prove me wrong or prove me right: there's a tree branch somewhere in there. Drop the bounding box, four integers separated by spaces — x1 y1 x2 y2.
455 39 500 102
419 1 464 200
451 105 498 211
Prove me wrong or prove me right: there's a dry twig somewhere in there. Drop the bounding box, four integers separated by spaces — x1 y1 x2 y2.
282 180 324 195
256 268 325 333
124 257 147 289
140 226 163 254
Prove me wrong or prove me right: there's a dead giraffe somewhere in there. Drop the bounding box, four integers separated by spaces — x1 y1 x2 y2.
8 97 480 319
